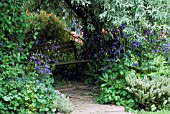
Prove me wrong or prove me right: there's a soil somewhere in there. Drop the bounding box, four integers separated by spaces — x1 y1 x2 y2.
56 81 131 114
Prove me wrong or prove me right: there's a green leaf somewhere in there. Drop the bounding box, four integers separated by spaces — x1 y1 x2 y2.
0 2 2 7
3 96 11 101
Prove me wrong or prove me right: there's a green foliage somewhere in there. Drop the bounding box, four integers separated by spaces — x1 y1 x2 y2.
0 75 72 114
97 59 136 109
126 76 170 111
0 0 72 113
0 76 53 113
0 0 31 78
83 62 101 84
137 110 170 114
125 53 170 79
124 52 170 111
27 10 71 43
54 91 73 114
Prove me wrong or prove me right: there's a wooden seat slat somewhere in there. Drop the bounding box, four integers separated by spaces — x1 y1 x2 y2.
54 60 92 66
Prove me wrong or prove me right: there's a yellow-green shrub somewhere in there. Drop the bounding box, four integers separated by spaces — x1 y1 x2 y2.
27 10 71 43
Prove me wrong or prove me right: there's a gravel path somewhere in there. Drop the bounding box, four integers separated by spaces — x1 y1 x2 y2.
56 81 131 114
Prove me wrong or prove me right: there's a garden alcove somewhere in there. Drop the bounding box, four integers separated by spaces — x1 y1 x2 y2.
1 0 170 113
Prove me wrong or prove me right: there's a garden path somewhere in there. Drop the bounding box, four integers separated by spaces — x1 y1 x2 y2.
56 81 131 114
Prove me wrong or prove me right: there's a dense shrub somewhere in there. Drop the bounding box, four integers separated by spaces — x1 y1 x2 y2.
27 10 71 44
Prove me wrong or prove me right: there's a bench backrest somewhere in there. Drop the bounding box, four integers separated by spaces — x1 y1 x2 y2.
29 40 78 63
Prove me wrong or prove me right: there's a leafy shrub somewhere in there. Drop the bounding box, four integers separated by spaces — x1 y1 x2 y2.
0 75 72 114
97 58 136 109
27 10 71 44
124 53 170 79
126 76 170 111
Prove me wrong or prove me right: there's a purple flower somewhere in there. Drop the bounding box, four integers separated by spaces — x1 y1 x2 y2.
71 20 76 29
35 66 40 70
137 53 141 57
153 30 158 36
107 59 110 62
152 49 155 53
55 60 59 63
143 30 147 36
147 30 151 35
44 46 48 50
51 59 55 62
34 53 38 56
164 47 169 53
103 66 108 70
37 60 41 65
51 44 55 50
55 46 60 49
132 41 140 48
0 43 2 47
77 26 81 34
119 23 125 30
133 63 139 67
35 38 40 44
94 54 98 57
18 48 24 51
0 55 2 58
113 50 118 55
34 61 38 64
44 68 51 74
113 30 119 33
39 69 44 74
8 52 12 55
113 41 118 45
163 43 170 53
120 33 125 38
114 35 118 39
124 55 127 58
30 56 34 61
119 45 123 49
68 27 71 30
115 56 118 58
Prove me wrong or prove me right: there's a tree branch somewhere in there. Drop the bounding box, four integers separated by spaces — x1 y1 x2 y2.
64 0 87 19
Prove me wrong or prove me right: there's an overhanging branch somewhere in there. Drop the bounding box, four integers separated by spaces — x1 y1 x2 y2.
64 0 87 19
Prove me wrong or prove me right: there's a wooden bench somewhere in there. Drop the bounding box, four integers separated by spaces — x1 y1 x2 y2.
29 40 92 75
